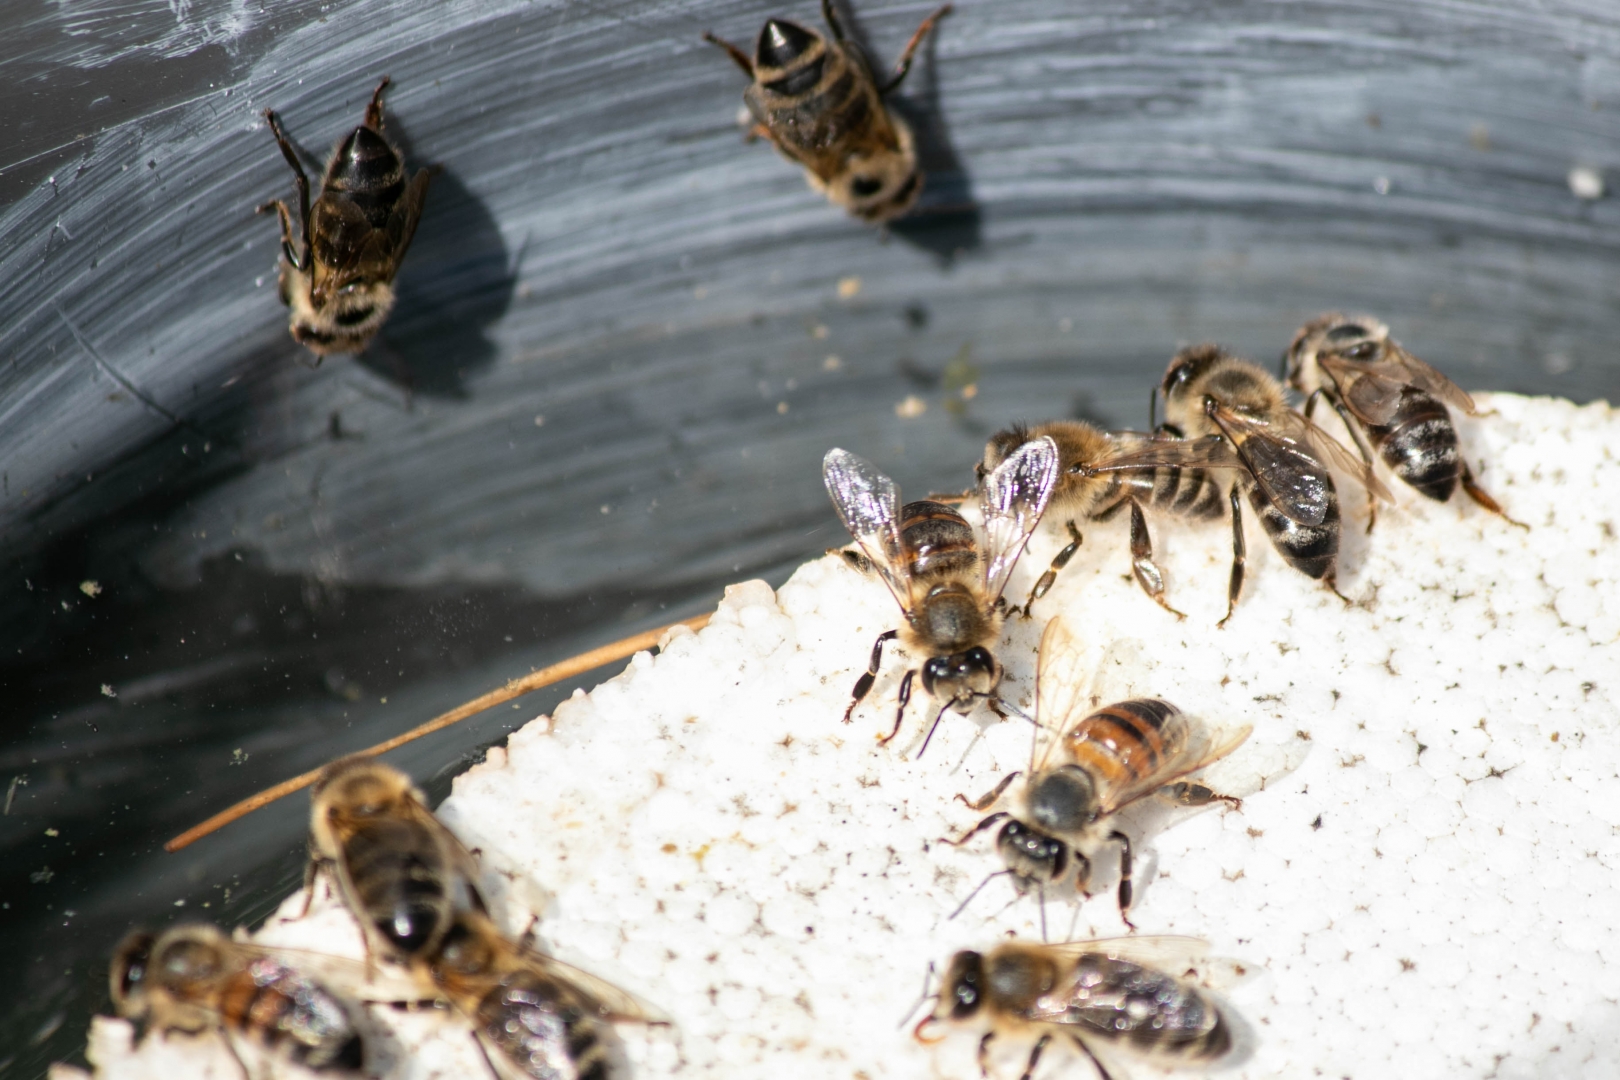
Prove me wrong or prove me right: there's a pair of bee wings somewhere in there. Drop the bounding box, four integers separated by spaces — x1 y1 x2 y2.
1031 618 1251 817
822 438 1060 612
308 168 432 292
1086 411 1390 527
1316 345 1476 426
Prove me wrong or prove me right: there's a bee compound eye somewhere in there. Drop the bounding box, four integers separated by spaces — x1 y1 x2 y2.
850 175 884 198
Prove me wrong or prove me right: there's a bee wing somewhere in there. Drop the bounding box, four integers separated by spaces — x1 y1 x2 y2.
1205 406 1333 526
1095 722 1253 818
978 435 1060 604
1388 344 1477 414
522 948 667 1025
231 943 427 1003
1032 617 1091 772
1082 434 1246 475
1029 935 1210 974
823 449 912 612
1284 408 1395 506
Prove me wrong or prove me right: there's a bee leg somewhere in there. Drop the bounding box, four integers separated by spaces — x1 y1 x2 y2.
701 31 756 77
879 3 954 94
363 75 393 130
1018 1034 1053 1080
218 1030 255 1080
1218 485 1246 628
1109 830 1137 930
1127 502 1185 619
976 1031 996 1079
1017 521 1082 619
878 667 915 744
845 628 897 723
1072 1036 1120 1080
1460 460 1529 529
955 770 1022 811
1164 781 1242 811
1325 571 1353 607
467 1029 505 1080
261 109 312 271
255 199 304 271
820 0 849 40
941 811 1009 847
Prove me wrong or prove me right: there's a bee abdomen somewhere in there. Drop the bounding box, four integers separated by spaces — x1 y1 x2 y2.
1147 466 1226 520
1066 699 1183 780
325 128 405 225
898 500 978 578
343 826 446 953
1249 483 1338 580
478 975 603 1080
1369 394 1460 502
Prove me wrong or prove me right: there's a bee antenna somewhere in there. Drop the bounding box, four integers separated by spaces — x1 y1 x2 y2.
915 700 952 760
949 869 1012 921
897 961 937 1030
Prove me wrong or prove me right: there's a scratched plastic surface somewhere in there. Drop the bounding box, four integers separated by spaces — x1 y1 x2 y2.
0 0 1617 1075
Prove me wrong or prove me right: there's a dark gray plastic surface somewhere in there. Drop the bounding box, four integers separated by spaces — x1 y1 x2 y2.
0 0 1616 1073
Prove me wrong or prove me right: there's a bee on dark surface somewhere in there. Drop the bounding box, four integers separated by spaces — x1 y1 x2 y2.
914 937 1235 1080
307 757 486 965
703 0 952 222
977 420 1232 620
1285 314 1525 529
109 923 365 1076
1091 345 1391 625
947 618 1248 931
822 437 1059 755
259 76 434 359
423 908 661 1080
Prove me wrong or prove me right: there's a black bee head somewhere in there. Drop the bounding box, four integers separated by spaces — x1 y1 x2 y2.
1025 765 1098 834
940 951 985 1020
921 646 999 708
756 18 818 69
1323 320 1381 362
995 818 1070 885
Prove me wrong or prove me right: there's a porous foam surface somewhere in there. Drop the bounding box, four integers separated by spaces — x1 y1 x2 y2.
82 394 1620 1079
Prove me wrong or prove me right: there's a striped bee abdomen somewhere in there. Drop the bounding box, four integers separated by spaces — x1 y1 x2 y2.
223 960 363 1070
898 500 979 579
1366 391 1461 503
1068 955 1231 1059
476 973 607 1080
342 819 447 954
1064 699 1185 785
1249 481 1338 580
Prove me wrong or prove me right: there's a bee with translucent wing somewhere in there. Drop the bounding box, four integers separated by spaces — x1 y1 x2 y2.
915 936 1239 1080
259 76 434 359
947 617 1249 931
423 908 665 1080
703 0 951 222
1090 345 1392 624
109 924 367 1078
1285 313 1525 530
977 420 1235 620
307 757 487 966
822 437 1060 755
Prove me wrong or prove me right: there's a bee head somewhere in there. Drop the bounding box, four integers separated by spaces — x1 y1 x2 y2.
1025 765 1098 834
921 645 1000 710
979 423 1032 482
314 757 425 827
937 950 986 1021
831 116 923 223
109 931 157 1017
1286 313 1386 391
995 818 1076 886
1161 343 1228 401
294 281 396 357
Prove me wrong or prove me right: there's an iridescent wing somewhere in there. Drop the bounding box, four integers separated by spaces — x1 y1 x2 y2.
1029 935 1211 976
521 947 666 1024
1032 617 1091 773
978 435 1060 604
1320 348 1475 425
1094 718 1253 819
1283 408 1394 506
823 448 912 612
1080 434 1246 475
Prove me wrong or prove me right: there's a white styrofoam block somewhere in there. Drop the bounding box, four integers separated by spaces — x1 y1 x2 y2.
84 393 1620 1078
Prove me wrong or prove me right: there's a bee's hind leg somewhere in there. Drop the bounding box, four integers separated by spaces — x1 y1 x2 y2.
1128 502 1184 619
1460 460 1528 529
1017 1034 1053 1080
845 629 897 724
1164 781 1242 810
1016 521 1082 619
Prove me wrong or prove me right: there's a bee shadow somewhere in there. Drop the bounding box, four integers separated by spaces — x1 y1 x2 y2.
878 8 983 265
361 163 517 400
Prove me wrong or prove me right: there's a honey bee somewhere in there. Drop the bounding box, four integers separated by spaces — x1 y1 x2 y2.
1285 314 1524 529
703 0 952 222
947 618 1248 931
977 420 1232 620
259 76 434 359
109 923 365 1076
307 757 486 964
914 937 1235 1080
1090 345 1391 624
822 437 1060 755
423 908 661 1080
